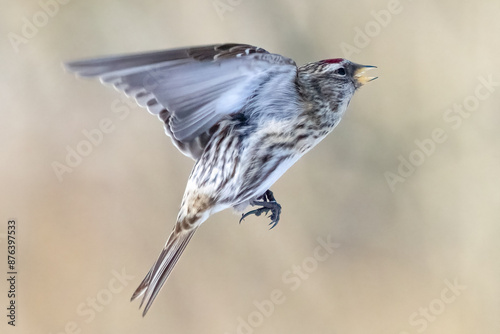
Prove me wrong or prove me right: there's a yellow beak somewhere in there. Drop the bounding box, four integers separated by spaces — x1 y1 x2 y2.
353 64 378 87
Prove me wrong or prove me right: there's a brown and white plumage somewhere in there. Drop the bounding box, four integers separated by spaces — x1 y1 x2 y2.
66 43 376 316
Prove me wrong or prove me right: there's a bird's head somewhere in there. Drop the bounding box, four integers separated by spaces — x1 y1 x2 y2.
321 58 377 89
298 58 377 113
301 58 377 89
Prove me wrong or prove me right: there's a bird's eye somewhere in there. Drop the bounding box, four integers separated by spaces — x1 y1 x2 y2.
334 67 346 76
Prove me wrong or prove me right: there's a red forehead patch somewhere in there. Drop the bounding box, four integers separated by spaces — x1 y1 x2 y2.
323 58 343 64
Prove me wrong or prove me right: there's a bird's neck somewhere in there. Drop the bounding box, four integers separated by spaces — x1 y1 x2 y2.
296 74 348 133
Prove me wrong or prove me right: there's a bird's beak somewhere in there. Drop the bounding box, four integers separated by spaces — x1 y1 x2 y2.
353 64 378 87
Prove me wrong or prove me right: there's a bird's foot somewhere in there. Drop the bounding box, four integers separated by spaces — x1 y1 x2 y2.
240 190 282 229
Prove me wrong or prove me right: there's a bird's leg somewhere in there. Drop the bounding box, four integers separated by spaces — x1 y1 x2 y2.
240 190 282 229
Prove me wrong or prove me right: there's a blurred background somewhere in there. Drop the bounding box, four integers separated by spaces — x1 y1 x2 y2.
2 0 499 333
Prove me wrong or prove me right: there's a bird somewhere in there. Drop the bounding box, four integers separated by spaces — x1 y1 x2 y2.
65 43 376 316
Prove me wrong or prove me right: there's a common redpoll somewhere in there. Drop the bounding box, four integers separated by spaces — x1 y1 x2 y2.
66 43 376 316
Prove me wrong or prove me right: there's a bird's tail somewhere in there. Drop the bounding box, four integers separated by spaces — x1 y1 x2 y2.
131 225 198 316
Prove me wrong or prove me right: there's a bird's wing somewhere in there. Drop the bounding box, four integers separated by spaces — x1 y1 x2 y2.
65 44 297 159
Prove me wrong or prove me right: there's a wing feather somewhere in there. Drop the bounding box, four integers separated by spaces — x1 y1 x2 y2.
65 43 297 159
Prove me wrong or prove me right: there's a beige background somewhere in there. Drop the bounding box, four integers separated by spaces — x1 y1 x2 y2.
2 0 499 333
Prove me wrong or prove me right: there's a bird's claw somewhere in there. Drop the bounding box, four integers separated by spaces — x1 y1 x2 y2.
239 190 281 229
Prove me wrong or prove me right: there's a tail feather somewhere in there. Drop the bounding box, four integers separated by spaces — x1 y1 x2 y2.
131 227 198 316
130 266 152 302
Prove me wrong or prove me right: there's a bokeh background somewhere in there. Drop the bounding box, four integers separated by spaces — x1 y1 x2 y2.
2 1 499 333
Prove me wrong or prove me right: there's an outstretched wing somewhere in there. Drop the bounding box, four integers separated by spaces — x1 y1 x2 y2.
65 44 297 159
